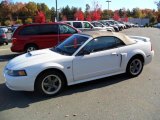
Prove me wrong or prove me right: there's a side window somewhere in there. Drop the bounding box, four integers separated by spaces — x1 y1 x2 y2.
84 22 92 28
40 24 58 35
59 24 77 34
83 36 116 53
73 22 82 28
114 37 125 47
19 26 39 35
95 22 103 27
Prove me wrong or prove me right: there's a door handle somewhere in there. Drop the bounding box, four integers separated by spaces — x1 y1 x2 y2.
111 52 117 55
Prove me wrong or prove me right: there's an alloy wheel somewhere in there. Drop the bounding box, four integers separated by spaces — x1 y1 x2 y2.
41 75 62 95
129 59 142 76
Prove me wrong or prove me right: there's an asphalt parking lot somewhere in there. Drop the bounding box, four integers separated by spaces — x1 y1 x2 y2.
0 28 160 120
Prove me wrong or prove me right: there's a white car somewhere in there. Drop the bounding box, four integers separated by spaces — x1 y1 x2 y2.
0 26 8 33
3 31 154 96
91 21 115 32
62 21 107 32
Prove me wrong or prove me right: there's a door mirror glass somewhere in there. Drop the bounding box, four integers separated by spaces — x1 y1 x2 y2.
77 48 91 56
82 49 91 55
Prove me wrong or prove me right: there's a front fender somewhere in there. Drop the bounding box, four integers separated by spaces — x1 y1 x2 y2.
33 62 73 86
41 63 64 71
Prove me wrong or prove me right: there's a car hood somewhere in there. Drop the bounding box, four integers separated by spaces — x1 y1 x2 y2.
6 49 67 69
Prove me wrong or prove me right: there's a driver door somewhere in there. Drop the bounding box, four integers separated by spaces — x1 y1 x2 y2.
72 36 122 81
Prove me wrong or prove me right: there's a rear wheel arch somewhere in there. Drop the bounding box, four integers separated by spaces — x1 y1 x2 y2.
129 54 145 64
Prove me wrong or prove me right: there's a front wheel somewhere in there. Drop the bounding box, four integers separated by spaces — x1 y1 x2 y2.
25 45 38 53
126 58 144 77
35 71 66 96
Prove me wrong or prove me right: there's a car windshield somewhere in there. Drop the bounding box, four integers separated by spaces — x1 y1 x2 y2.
51 34 89 56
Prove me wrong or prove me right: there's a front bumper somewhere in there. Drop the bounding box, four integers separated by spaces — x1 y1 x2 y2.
4 72 35 91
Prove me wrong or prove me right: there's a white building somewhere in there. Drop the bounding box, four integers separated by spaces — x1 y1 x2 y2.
129 18 149 26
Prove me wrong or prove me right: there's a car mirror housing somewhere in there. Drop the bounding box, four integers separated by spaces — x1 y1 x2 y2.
77 49 91 56
83 50 91 55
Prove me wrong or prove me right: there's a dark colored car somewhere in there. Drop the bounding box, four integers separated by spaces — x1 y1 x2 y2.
0 28 8 45
11 24 21 32
11 23 81 52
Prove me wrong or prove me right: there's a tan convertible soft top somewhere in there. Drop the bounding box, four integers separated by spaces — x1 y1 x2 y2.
79 31 136 45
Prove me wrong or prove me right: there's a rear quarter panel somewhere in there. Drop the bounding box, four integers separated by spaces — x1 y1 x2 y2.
118 41 151 69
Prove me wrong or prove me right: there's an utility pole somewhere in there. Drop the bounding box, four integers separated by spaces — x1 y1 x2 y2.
55 0 58 21
106 0 111 10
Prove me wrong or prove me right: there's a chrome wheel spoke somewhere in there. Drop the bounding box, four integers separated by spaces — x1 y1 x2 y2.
47 86 52 92
53 78 58 83
52 84 58 89
43 82 50 87
47 76 52 82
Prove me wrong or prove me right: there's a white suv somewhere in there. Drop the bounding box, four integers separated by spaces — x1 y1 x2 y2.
62 21 107 32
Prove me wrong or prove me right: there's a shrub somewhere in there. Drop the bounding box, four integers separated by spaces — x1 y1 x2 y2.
15 19 22 24
4 20 11 26
25 18 33 24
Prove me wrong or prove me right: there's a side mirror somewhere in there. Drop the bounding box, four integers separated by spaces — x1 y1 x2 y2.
83 49 91 55
79 49 91 56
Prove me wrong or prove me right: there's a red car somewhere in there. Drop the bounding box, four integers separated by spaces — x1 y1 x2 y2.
11 23 81 52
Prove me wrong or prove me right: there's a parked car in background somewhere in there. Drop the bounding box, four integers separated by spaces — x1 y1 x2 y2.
91 21 114 32
11 22 81 52
105 20 124 30
4 31 154 96
99 20 119 32
120 22 132 28
115 21 126 29
0 26 8 33
11 24 21 32
0 28 8 45
7 26 12 32
62 21 107 32
153 23 160 28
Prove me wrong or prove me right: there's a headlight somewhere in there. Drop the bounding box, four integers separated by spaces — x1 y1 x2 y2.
6 69 27 76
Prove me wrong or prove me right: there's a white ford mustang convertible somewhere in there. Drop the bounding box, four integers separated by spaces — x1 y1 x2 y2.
3 31 154 96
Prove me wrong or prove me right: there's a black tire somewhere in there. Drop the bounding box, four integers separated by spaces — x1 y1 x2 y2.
25 44 38 53
126 57 144 77
5 42 8 45
35 71 66 96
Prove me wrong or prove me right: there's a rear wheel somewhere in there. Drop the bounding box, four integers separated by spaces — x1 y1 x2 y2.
25 44 38 53
35 71 66 96
126 57 143 77
5 42 8 45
